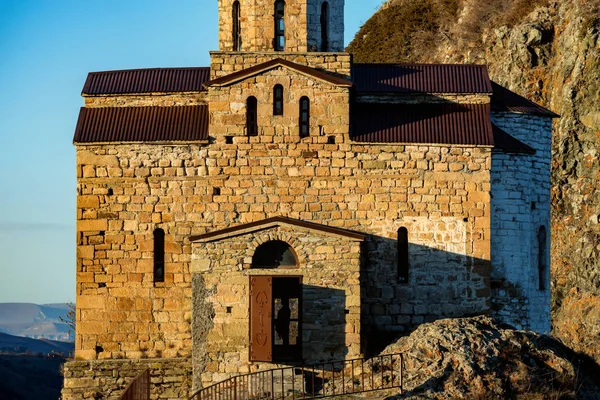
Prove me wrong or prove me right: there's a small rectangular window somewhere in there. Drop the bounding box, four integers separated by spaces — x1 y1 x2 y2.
398 227 409 283
154 228 165 283
273 85 284 116
299 97 310 138
246 96 258 136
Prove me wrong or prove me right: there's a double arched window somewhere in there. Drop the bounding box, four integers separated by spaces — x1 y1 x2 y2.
274 0 285 51
246 96 258 136
320 2 329 51
299 97 310 138
232 1 242 51
273 85 284 115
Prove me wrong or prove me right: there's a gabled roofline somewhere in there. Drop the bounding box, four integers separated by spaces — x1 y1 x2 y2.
491 82 560 118
190 216 366 243
204 58 353 88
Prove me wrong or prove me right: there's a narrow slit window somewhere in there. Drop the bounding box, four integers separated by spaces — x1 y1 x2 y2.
246 96 258 136
299 97 310 138
273 85 284 115
538 226 547 290
398 227 409 283
232 1 242 51
320 2 329 52
154 228 165 283
274 0 285 51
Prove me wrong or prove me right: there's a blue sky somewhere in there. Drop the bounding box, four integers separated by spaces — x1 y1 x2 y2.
0 0 384 304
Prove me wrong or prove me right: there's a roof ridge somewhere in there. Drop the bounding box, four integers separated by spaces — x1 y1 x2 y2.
88 66 210 75
205 58 352 88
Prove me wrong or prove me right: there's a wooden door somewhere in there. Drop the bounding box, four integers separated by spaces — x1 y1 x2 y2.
249 276 273 362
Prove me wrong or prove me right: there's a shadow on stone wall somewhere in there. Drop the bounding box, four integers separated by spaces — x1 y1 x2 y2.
360 235 491 357
302 284 348 363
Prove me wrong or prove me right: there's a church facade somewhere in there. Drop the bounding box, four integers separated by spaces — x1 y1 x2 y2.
63 0 557 398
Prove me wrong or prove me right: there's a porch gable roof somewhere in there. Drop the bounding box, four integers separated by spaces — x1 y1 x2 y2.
190 217 366 243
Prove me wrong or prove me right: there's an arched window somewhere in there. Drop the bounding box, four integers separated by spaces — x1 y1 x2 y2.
398 227 409 283
246 96 258 136
153 228 165 283
232 1 242 51
252 240 298 269
274 0 285 51
273 85 284 115
299 97 310 138
320 2 329 52
538 226 547 290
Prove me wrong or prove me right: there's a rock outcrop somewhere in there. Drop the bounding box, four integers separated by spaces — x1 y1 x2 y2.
380 316 600 399
348 0 600 364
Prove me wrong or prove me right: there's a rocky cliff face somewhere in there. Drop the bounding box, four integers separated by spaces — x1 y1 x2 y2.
381 316 600 399
348 0 600 363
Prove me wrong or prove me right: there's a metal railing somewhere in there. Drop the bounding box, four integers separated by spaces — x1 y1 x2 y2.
120 369 150 400
190 353 403 400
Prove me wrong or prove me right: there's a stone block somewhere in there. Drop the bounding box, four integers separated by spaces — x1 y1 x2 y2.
78 219 108 232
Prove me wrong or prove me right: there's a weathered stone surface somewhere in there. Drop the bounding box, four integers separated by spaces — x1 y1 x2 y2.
349 0 599 369
61 358 192 400
380 316 600 399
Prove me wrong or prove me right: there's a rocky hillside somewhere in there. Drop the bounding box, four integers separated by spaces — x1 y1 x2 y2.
348 0 600 363
380 316 600 399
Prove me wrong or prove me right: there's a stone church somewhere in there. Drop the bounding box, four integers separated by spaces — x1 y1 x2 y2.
63 0 558 398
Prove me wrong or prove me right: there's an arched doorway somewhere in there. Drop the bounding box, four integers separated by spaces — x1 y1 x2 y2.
250 241 302 362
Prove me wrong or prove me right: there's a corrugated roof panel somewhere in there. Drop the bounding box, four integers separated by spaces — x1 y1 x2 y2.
352 64 493 94
73 106 209 143
351 103 494 146
82 67 211 95
491 82 559 117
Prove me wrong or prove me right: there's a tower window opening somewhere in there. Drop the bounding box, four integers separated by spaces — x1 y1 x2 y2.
320 2 329 52
273 85 284 115
154 228 165 283
274 0 285 51
232 1 242 51
246 96 258 136
299 97 310 138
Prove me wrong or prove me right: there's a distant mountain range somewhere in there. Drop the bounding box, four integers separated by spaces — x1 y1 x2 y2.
0 303 73 342
0 332 73 355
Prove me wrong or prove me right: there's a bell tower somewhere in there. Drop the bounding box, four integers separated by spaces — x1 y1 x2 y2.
217 0 345 53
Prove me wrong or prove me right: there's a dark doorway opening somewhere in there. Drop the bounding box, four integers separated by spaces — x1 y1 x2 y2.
273 277 302 362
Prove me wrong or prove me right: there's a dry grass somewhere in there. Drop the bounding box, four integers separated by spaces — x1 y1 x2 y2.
346 0 554 63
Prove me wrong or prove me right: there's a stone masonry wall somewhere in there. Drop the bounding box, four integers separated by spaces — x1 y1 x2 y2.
62 358 192 400
306 0 345 52
208 66 349 141
490 113 553 333
210 52 352 79
83 93 207 108
217 0 344 53
75 139 492 361
190 225 362 389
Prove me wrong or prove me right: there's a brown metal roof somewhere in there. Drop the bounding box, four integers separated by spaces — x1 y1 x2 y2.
352 64 493 94
351 102 494 146
492 124 536 154
73 106 209 143
205 58 353 88
82 67 210 95
491 82 559 117
190 216 366 242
